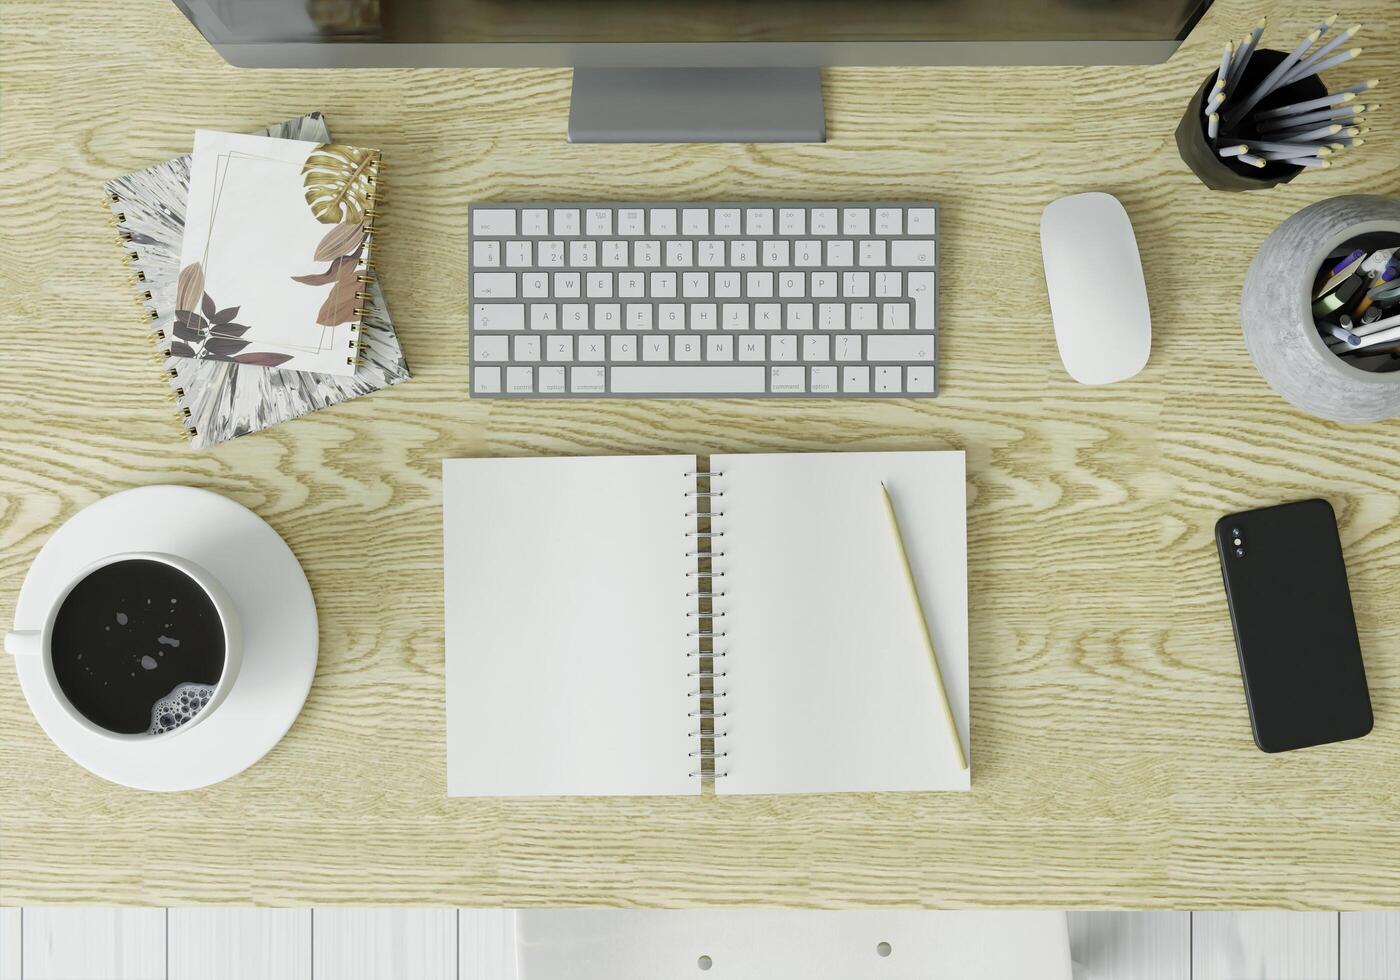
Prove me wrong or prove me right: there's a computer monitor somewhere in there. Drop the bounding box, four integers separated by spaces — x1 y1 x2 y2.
172 0 1215 142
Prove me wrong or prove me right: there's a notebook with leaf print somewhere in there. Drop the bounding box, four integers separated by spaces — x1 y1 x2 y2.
176 130 383 376
105 112 410 449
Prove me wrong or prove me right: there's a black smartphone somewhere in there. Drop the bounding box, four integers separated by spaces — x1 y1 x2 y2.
1215 498 1373 753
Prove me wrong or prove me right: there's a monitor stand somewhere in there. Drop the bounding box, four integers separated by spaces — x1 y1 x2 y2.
568 67 826 143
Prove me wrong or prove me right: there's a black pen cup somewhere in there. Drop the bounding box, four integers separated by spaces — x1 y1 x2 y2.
1176 48 1330 192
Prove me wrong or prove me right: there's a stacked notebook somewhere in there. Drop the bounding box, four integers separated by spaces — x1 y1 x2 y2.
443 451 970 797
105 113 410 449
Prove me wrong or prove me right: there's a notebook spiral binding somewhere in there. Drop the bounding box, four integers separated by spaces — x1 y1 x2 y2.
347 157 385 368
686 462 729 780
107 191 198 435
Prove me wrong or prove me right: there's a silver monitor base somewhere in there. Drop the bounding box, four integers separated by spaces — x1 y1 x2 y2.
568 67 826 143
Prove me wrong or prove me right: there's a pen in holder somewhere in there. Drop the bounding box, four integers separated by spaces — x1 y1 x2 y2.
1176 49 1329 192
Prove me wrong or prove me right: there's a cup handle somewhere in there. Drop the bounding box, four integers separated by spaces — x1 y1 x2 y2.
4 630 41 657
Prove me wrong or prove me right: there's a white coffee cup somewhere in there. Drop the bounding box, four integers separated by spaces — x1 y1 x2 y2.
4 551 243 742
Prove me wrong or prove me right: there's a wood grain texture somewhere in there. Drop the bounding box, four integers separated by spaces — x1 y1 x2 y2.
20 908 165 980
1 0 1400 909
168 908 310 980
1068 911 1188 980
1342 911 1400 980
314 908 456 980
1193 911 1339 980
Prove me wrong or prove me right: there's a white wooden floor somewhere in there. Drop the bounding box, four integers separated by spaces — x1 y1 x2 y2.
0 910 1397 979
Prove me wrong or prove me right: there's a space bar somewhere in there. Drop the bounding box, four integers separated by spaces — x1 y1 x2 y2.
610 366 766 394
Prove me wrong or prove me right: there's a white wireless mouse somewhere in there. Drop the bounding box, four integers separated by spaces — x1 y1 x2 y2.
1039 192 1152 385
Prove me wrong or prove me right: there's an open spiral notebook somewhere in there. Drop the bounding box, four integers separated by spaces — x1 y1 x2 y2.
444 451 969 797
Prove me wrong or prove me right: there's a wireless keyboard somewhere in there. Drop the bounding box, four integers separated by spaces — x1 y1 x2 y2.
468 202 938 397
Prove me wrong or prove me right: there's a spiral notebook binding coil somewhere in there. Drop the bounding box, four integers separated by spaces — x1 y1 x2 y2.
106 190 198 438
346 154 384 373
688 459 729 780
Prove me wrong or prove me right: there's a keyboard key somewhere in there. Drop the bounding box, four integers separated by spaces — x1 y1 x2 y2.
875 271 902 298
907 208 936 235
579 335 606 360
684 272 709 298
842 366 870 393
827 241 854 267
909 272 937 329
803 335 830 360
562 303 589 329
594 304 621 329
779 209 806 235
690 304 717 330
554 272 581 297
474 303 523 331
867 334 935 361
906 366 935 393
747 272 774 298
473 366 502 393
714 208 742 235
875 366 901 393
619 272 646 297
771 335 796 361
472 209 516 236
891 241 936 266
586 209 612 235
643 336 670 361
473 241 500 267
546 336 573 361
570 366 605 393
715 272 741 297
859 241 887 267
666 240 694 267
538 241 565 267
602 241 629 267
881 303 911 330
675 336 701 361
811 273 837 298
626 304 653 330
745 208 773 235
683 209 709 235
811 209 838 235
506 241 532 266
522 273 549 298
659 303 685 329
651 272 677 297
522 209 549 235
513 335 540 361
507 366 534 393
834 334 861 360
649 208 677 235
530 304 558 331
795 241 822 267
610 335 637 361
635 241 661 267
875 208 902 235
474 335 508 361
569 241 596 266
842 272 870 297
618 209 645 235
738 336 766 361
754 304 781 330
587 272 613 298
811 366 838 393
538 366 566 393
730 241 757 267
473 273 516 298
841 208 871 235
779 272 804 297
762 240 790 266
611 365 765 394
722 304 749 330
787 303 813 330
707 335 734 361
850 303 878 329
770 365 805 393
553 209 580 236
699 240 726 267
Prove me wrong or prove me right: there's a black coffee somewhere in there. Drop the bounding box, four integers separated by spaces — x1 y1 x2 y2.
51 559 225 735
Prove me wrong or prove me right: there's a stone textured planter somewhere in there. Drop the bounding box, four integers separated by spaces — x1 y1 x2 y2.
1241 195 1400 423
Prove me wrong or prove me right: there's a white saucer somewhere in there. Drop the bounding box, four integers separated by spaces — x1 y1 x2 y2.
10 486 318 791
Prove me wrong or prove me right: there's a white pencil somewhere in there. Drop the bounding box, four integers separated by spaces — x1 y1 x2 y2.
1237 153 1268 168
1257 91 1357 119
1225 18 1268 93
1283 47 1363 84
1225 28 1323 125
1207 112 1220 140
1217 143 1251 158
1217 41 1234 95
1284 156 1330 168
1248 139 1335 154
1281 23 1362 84
1338 79 1379 95
1267 122 1346 142
1343 320 1400 352
1256 149 1326 161
1354 313 1400 339
1260 104 1365 130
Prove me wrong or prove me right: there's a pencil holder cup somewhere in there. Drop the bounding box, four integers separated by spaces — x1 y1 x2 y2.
1241 195 1400 423
1175 48 1328 192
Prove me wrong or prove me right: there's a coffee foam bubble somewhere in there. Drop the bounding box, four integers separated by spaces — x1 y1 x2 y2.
148 681 215 735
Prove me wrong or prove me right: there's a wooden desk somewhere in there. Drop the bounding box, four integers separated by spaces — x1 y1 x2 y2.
2 0 1398 910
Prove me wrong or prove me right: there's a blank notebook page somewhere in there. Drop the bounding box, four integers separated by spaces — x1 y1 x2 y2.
443 456 697 796
713 451 969 795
